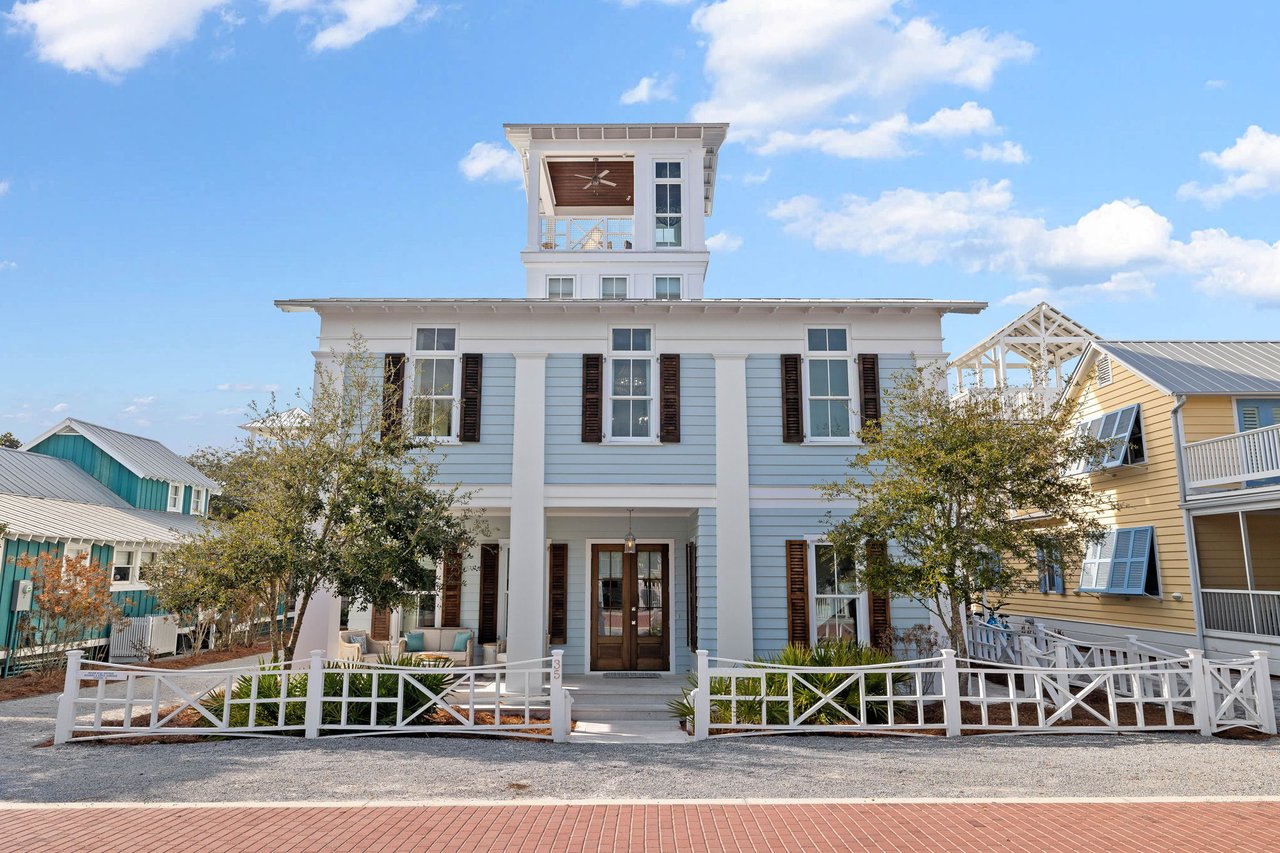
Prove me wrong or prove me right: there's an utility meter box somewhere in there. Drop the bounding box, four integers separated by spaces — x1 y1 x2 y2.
11 579 32 612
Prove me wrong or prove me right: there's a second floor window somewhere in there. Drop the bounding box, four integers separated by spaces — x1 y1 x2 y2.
412 327 458 438
190 487 204 515
806 328 852 440
547 277 575 300
112 550 136 584
610 328 653 439
601 276 628 300
655 161 682 248
1070 404 1144 474
654 276 682 300
168 483 182 512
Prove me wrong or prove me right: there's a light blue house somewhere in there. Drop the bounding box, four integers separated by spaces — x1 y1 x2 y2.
279 122 986 673
0 419 219 666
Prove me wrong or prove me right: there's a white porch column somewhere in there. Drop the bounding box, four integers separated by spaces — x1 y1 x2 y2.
714 354 754 660
506 353 548 668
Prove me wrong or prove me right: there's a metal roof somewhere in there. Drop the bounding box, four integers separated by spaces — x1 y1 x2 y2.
0 493 207 545
0 448 130 507
1096 341 1280 395
24 419 221 493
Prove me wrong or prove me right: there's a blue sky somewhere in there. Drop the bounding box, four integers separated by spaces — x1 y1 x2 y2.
2 0 1279 452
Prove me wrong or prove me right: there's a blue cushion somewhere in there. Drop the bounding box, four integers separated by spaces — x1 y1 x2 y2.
452 631 470 652
349 633 367 654
405 631 426 653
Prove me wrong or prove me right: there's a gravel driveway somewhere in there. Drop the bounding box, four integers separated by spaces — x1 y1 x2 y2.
3 674 1278 803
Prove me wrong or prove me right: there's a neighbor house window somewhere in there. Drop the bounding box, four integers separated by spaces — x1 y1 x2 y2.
655 161 682 248
812 542 863 644
167 483 182 512
1079 527 1159 596
609 327 654 440
805 328 853 440
547 276 575 300
412 327 458 439
112 550 136 585
190 487 204 516
1038 545 1065 594
601 276 629 300
654 276 682 301
1070 404 1144 474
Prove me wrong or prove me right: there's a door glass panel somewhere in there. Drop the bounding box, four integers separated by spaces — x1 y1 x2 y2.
597 551 623 637
636 551 663 637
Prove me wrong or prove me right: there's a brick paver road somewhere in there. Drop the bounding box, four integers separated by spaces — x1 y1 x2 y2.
2 800 1278 852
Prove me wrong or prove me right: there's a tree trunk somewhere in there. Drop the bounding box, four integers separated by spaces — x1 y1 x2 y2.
948 594 968 658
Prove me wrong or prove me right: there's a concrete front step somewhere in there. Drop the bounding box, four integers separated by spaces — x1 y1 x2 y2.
570 720 691 744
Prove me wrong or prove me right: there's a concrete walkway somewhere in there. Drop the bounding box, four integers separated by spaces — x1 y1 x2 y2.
3 799 1278 852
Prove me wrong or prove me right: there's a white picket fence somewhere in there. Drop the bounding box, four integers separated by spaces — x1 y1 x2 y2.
54 649 572 745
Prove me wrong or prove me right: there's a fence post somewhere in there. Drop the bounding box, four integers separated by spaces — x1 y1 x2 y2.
53 650 84 746
1250 651 1277 735
940 649 962 738
1054 642 1074 720
1186 649 1214 737
1034 622 1047 647
550 649 568 743
304 649 324 739
693 650 710 742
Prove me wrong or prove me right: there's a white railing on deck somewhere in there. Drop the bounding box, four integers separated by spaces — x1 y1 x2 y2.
965 619 1024 665
1202 589 1280 637
1183 422 1280 490
54 649 571 745
539 216 633 251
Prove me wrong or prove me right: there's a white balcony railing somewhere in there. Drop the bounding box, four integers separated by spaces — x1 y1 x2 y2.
1202 589 1280 638
1183 422 1280 490
950 385 1060 412
539 216 633 251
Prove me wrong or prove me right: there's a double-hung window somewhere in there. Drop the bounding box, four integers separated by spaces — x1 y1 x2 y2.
547 277 575 300
1079 527 1159 595
806 328 853 440
167 483 182 513
1070 404 1144 474
601 276 629 300
812 542 864 644
112 550 136 585
654 276 682 301
609 328 654 440
190 487 204 516
412 327 458 439
654 161 682 248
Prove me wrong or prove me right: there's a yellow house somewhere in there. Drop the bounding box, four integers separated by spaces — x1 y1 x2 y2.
952 304 1280 659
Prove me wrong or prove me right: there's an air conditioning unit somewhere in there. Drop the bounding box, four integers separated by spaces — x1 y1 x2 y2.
110 615 180 662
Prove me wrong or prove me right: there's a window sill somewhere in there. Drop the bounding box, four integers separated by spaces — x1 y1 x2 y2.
600 439 663 447
110 581 149 592
801 439 862 447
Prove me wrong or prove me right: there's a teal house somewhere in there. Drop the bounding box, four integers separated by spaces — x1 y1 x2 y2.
0 419 219 669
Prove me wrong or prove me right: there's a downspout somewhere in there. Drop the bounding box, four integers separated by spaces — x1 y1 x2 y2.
1170 395 1207 650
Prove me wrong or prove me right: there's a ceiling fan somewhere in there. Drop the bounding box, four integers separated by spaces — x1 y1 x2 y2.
574 158 617 191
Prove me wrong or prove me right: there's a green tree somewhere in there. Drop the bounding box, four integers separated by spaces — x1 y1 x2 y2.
825 365 1118 655
150 337 476 661
0 432 22 450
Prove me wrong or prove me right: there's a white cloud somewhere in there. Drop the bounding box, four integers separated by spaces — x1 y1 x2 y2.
1205 79 1226 89
1003 272 1156 307
309 0 420 52
689 0 1032 138
5 0 227 80
0 261 15 272
49 402 69 413
771 179 1280 303
615 0 693 5
217 382 276 392
965 140 1027 164
760 102 997 159
1178 126 1280 207
741 168 771 185
620 73 676 105
706 231 743 252
0 180 9 196
132 395 158 404
458 142 522 184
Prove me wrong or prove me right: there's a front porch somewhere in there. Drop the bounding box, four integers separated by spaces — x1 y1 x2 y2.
1191 508 1280 657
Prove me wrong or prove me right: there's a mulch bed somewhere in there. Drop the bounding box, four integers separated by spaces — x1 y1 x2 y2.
1 641 276 703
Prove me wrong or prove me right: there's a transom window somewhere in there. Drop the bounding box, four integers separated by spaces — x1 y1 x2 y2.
806 328 852 440
655 161 682 248
609 328 654 440
547 277 575 300
601 276 628 300
412 327 458 439
812 542 864 644
654 276 682 301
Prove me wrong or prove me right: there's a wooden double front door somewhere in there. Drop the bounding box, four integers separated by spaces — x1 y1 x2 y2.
591 544 669 671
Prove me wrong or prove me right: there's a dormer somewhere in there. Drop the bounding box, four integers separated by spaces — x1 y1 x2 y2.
504 123 728 300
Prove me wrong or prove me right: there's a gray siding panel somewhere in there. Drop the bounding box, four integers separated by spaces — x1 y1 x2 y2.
429 354 516 485
544 354 716 485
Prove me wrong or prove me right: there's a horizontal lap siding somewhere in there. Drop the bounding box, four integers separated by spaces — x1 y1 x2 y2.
544 354 716 485
432 354 515 485
28 434 142 507
1003 360 1195 634
746 354 913 486
1182 395 1238 443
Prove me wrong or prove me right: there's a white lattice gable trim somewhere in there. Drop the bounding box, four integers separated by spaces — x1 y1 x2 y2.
950 302 1097 400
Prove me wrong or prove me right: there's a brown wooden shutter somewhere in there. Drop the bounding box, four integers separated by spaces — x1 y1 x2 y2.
858 354 881 435
785 540 810 647
548 543 568 644
685 542 698 652
581 354 604 443
369 607 392 642
478 544 499 644
459 353 483 442
441 552 463 627
781 354 804 443
865 539 892 647
659 354 681 443
381 354 406 440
